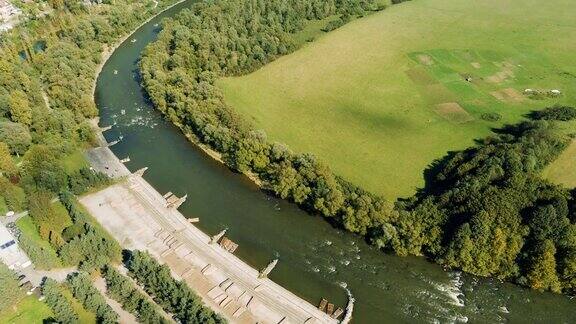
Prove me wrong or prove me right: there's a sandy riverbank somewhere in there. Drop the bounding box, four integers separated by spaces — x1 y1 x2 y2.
80 150 338 323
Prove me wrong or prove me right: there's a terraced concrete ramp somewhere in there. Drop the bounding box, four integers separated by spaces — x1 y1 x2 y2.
80 174 337 324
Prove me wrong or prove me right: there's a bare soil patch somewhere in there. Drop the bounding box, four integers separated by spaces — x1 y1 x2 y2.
490 87 523 103
418 54 434 66
434 102 474 123
406 67 438 85
485 61 515 84
471 62 481 69
422 84 458 104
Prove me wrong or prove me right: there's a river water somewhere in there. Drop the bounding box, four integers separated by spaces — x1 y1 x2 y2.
94 1 575 322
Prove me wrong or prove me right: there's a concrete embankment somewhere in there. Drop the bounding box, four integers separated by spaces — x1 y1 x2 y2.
82 144 337 324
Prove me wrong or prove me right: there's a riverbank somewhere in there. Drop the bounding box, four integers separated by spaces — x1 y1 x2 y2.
81 146 338 323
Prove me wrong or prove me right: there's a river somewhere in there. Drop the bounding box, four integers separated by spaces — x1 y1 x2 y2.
94 1 576 322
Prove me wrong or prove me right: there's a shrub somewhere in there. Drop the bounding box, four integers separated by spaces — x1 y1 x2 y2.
68 167 110 195
0 177 26 211
481 112 502 122
59 226 121 271
322 19 345 32
57 191 121 270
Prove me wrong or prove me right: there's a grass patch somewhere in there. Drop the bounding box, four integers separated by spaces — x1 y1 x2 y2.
218 0 576 199
543 139 576 188
0 295 53 324
61 150 89 174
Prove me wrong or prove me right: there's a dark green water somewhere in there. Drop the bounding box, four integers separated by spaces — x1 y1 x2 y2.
95 1 576 322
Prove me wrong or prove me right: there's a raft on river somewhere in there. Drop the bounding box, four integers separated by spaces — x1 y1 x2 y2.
317 298 344 320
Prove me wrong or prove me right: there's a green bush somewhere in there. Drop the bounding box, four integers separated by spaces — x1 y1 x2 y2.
68 167 110 195
0 177 26 211
322 19 345 32
0 122 31 155
480 112 502 122
59 227 121 271
57 192 121 270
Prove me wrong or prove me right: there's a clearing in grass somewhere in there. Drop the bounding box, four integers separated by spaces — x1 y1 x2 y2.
218 0 576 199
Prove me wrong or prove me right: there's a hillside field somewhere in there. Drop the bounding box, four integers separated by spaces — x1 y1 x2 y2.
218 0 576 199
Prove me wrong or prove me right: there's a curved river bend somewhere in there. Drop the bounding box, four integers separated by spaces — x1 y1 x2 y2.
95 1 576 322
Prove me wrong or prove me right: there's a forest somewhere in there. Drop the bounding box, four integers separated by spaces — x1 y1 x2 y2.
0 0 179 212
140 0 576 294
0 0 185 266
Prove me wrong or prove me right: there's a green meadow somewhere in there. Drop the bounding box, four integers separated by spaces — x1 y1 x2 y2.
218 0 576 199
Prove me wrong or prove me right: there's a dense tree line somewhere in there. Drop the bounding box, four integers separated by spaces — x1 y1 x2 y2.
67 272 118 324
126 250 225 324
141 0 576 294
102 266 170 324
0 263 24 312
529 105 576 121
42 278 79 324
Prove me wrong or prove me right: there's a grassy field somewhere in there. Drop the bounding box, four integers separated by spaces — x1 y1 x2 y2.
218 0 576 199
544 139 576 188
0 296 53 324
61 150 89 173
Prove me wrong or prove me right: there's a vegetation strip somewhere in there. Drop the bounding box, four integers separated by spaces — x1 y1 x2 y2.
67 272 119 324
126 250 225 324
140 0 576 294
102 266 170 324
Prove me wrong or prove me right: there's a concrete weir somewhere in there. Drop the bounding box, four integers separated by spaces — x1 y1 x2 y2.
82 146 337 324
